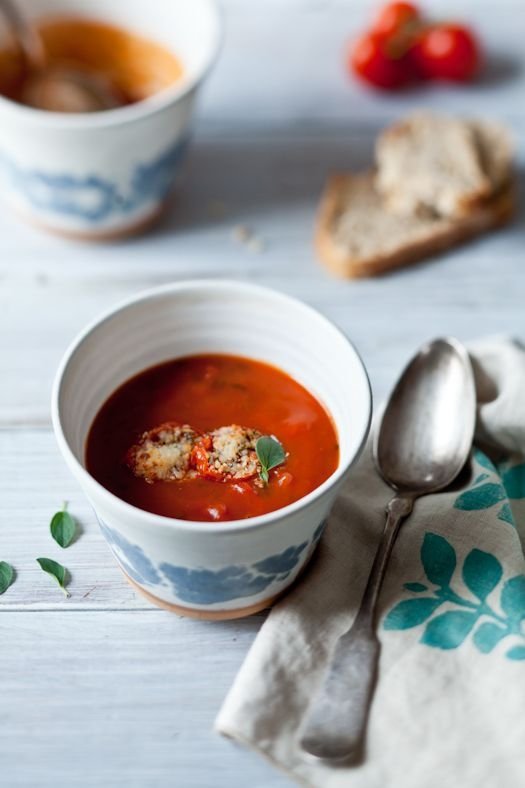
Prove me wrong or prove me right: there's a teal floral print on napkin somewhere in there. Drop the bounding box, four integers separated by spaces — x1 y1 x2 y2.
384 533 525 660
453 449 525 528
499 462 525 498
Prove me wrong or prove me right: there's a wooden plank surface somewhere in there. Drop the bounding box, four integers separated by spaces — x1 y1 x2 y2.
1 0 524 785
1 611 288 788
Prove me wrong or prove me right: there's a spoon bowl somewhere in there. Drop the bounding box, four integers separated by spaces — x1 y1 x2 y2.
375 338 476 494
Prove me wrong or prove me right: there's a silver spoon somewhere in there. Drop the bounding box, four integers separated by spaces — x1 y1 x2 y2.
300 337 476 762
0 0 123 112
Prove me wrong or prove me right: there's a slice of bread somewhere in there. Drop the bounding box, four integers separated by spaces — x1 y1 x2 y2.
316 172 514 279
375 113 512 218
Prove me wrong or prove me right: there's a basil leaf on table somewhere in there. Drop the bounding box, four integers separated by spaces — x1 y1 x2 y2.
50 505 77 548
255 436 286 485
0 561 14 595
36 558 71 597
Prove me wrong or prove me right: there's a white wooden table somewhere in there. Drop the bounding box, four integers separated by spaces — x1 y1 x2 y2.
1 1 524 785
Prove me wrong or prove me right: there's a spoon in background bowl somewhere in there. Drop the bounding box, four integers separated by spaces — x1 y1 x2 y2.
300 337 476 762
0 0 125 112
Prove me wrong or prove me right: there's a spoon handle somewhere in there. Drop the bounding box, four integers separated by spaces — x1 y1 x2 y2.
300 494 414 761
0 0 46 69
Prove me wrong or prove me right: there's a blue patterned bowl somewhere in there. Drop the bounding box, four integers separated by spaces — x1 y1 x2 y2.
52 280 372 618
0 0 221 238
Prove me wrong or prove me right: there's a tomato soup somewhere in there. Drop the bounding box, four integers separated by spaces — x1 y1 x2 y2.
86 354 340 522
0 17 184 108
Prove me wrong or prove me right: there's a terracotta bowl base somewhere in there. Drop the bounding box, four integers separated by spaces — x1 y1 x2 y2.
14 202 165 242
122 569 280 620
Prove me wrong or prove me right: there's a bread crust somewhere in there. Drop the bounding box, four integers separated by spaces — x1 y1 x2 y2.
471 120 514 196
316 172 515 279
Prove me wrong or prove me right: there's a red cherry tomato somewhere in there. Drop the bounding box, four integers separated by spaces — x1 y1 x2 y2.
371 2 420 39
410 24 480 81
191 435 225 481
350 31 411 89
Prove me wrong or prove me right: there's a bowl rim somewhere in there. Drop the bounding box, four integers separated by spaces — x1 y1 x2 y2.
51 279 372 534
0 0 222 129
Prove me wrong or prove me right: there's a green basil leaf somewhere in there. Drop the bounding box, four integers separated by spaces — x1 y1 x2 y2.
255 436 286 485
36 558 70 597
0 561 14 595
50 508 76 548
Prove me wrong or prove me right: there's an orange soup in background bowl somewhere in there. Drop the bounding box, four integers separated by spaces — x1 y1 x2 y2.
0 0 221 238
0 16 186 109
52 280 372 620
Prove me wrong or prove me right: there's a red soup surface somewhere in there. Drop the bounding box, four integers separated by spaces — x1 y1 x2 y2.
86 354 340 522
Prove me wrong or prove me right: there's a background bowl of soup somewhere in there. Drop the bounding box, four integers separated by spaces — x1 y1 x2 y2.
0 0 221 238
52 280 372 619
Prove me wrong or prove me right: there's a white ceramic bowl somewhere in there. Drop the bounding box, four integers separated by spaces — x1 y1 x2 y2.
52 280 372 619
0 0 221 238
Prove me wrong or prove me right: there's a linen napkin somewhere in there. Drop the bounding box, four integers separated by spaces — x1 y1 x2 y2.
215 338 525 788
